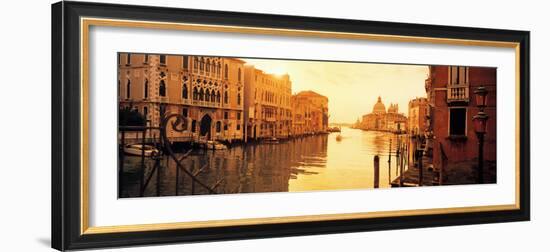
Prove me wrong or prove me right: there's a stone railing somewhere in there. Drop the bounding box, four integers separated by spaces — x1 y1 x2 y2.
447 84 469 103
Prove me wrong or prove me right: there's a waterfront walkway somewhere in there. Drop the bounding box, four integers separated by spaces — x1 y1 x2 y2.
391 154 497 187
391 154 436 187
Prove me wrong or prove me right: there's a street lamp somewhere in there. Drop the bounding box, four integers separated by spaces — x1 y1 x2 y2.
473 112 488 134
473 86 489 183
473 86 488 110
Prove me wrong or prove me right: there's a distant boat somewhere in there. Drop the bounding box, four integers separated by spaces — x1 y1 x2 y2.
124 144 159 157
335 134 343 141
328 126 341 132
263 137 280 144
205 140 228 150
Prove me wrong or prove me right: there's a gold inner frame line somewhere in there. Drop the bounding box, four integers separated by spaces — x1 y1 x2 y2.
80 17 522 235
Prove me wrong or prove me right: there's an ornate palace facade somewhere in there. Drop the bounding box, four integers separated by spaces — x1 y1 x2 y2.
119 53 330 143
118 53 245 142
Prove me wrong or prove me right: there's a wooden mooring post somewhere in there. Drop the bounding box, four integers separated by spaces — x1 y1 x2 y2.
139 128 146 197
387 139 392 183
388 139 392 164
374 155 380 188
400 145 405 187
395 139 400 176
417 149 424 186
118 131 125 197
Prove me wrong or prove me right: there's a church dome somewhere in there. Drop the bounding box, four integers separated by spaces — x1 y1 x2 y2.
372 96 386 114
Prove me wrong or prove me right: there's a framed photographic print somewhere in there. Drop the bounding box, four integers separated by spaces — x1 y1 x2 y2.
51 1 530 250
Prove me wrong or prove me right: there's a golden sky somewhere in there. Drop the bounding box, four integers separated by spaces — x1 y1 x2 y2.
242 58 429 124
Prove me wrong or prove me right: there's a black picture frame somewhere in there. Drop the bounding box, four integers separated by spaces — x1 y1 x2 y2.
52 1 530 251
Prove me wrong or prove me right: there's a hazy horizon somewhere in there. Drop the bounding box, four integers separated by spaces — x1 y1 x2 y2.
242 58 429 124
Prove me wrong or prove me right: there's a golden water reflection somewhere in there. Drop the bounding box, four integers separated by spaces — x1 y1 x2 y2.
120 127 402 198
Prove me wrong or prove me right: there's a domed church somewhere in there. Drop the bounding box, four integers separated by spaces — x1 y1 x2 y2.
372 96 386 114
360 96 408 132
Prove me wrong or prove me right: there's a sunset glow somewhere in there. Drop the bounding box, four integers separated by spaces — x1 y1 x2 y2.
243 58 429 123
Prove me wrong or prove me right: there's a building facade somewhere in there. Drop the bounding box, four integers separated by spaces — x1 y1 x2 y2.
360 97 407 132
408 97 429 136
118 53 245 142
291 91 329 136
425 65 497 182
291 95 313 136
243 66 292 141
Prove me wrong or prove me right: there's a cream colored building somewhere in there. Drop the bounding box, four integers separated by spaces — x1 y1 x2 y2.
118 53 245 142
243 66 292 141
408 97 429 136
291 91 328 136
291 95 312 136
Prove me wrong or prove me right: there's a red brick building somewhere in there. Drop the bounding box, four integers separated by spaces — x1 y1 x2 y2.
425 66 496 183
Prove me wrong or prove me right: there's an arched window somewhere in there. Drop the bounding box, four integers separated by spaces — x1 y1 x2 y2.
217 63 221 77
237 93 241 105
206 59 210 72
193 87 198 100
182 83 188 99
205 89 210 102
159 80 166 97
182 56 188 69
126 80 131 99
224 91 228 104
199 88 204 101
144 79 148 99
193 57 198 69
210 91 216 102
238 68 241 81
199 58 204 71
143 106 148 120
191 120 197 133
224 64 228 79
216 91 221 103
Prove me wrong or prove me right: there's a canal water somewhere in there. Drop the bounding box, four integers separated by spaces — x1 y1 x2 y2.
120 127 405 198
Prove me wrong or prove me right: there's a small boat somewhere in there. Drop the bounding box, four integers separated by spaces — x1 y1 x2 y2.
335 134 343 141
206 141 228 150
328 126 341 132
124 144 159 157
263 137 280 144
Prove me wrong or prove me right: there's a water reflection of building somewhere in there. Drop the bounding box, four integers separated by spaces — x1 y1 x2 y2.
243 66 293 141
425 66 497 183
360 96 407 133
118 53 244 142
291 91 329 136
408 97 429 136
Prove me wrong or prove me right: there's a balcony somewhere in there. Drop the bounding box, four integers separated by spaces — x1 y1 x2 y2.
447 84 469 103
157 96 169 103
190 100 223 108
